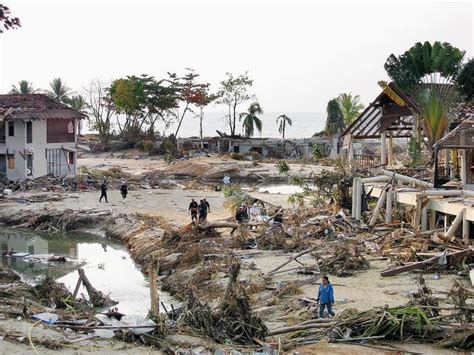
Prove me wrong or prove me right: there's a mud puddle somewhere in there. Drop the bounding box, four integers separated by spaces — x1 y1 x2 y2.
0 228 178 315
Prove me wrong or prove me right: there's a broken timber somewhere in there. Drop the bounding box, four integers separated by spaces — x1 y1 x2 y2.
380 248 473 277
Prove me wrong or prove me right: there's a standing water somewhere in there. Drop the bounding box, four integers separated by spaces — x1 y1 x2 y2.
0 228 177 315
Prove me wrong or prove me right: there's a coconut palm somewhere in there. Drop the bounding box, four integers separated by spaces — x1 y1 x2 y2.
10 80 36 94
239 102 263 138
48 78 71 103
276 114 292 139
337 93 365 125
65 95 87 112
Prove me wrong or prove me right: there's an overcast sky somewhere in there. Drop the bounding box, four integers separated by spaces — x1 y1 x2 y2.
0 0 472 113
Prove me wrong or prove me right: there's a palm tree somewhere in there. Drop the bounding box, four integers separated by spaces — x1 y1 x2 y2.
276 114 292 139
337 93 365 125
48 78 71 103
10 80 36 94
384 41 465 148
239 102 263 137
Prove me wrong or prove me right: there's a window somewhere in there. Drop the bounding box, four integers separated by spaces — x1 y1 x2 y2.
68 151 74 164
26 121 33 144
8 122 14 137
0 122 5 144
67 121 74 134
7 154 15 169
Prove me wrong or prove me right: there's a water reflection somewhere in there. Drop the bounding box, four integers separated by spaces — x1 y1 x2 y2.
0 229 177 315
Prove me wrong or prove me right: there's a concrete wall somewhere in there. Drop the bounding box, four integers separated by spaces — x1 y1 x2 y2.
0 118 78 181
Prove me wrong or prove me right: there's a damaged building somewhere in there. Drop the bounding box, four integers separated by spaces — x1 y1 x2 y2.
0 94 85 181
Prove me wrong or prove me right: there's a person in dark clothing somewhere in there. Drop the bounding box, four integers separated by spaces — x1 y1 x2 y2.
202 198 211 213
120 180 128 200
189 198 198 222
99 180 108 203
317 275 335 318
198 200 208 222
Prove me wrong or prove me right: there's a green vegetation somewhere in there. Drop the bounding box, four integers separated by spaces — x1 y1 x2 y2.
337 93 365 125
384 41 465 147
276 114 292 139
240 102 263 138
457 58 474 102
10 80 36 94
324 98 345 135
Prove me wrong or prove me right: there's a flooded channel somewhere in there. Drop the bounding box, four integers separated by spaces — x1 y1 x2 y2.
0 228 177 315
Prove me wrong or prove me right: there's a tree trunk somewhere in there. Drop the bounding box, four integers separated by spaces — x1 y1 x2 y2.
200 107 204 149
175 104 189 138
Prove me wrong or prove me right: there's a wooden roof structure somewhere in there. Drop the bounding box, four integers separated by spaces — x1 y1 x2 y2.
341 83 420 140
0 94 85 121
437 120 474 150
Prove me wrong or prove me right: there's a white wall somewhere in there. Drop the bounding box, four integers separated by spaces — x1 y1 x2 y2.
0 118 78 181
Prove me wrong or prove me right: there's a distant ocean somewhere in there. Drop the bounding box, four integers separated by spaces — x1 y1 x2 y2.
85 112 326 139
155 111 326 139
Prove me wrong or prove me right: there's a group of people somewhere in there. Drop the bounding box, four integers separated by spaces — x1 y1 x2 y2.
188 198 211 222
235 202 269 224
99 179 128 203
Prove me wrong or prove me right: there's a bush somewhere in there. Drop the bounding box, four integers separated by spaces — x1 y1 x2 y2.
250 151 263 160
231 153 245 160
137 139 155 153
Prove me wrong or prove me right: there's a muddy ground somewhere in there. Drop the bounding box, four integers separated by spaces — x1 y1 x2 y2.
0 154 471 354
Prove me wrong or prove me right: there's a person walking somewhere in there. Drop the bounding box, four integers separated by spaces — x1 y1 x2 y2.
189 198 198 222
120 180 128 200
198 199 208 222
99 179 108 203
202 198 211 213
317 276 335 318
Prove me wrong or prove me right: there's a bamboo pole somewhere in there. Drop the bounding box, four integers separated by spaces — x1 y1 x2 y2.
381 132 386 165
381 170 433 188
356 178 362 220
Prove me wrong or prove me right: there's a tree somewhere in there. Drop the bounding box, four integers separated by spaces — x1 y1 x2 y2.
456 58 474 102
0 4 20 33
217 72 254 136
109 74 180 145
192 87 218 148
10 80 36 94
276 114 292 139
325 99 344 135
83 79 115 141
48 78 71 103
337 93 364 125
173 69 211 138
384 41 465 147
240 102 263 138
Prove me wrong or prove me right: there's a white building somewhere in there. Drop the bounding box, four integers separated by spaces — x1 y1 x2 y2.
0 94 85 181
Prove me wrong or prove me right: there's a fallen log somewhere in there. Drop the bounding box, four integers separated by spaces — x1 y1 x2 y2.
267 246 318 276
78 268 117 307
269 321 335 336
380 248 473 277
197 221 264 230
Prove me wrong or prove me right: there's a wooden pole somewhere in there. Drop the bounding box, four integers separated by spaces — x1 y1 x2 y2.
429 210 436 230
355 178 362 220
352 177 357 218
385 187 392 224
369 188 387 227
348 136 354 167
380 132 386 165
388 132 394 167
421 204 428 231
148 261 160 318
446 209 465 239
461 149 467 186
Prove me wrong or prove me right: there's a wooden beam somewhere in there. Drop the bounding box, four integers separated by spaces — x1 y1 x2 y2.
380 248 473 277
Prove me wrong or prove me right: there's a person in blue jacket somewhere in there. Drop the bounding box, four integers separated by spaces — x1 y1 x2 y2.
317 275 335 318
